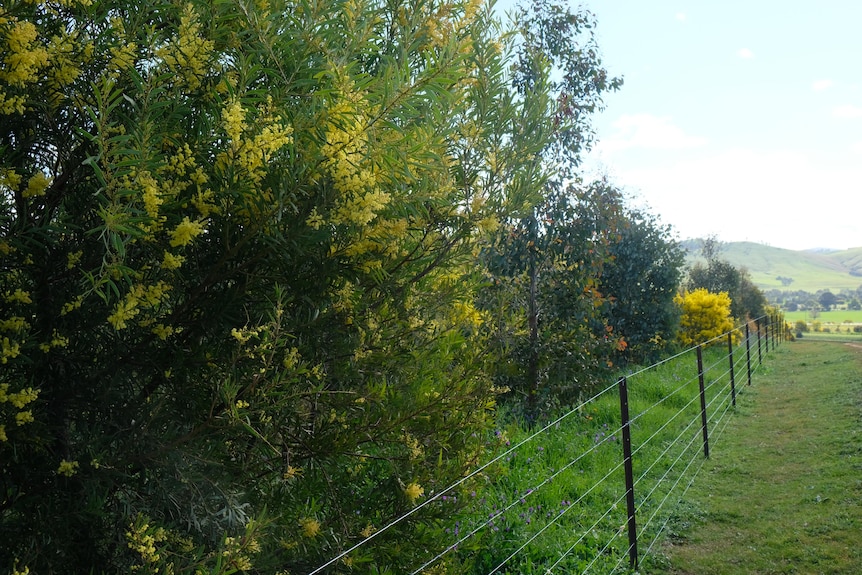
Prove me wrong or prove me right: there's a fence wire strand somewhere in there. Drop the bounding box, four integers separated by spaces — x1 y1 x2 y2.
487 459 628 575
410 422 625 574
311 316 782 574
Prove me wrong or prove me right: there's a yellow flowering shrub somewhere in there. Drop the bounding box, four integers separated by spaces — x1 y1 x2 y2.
155 4 214 90
0 0 617 571
675 288 737 347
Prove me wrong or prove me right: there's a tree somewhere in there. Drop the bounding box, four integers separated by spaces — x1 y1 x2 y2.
599 198 685 363
511 0 623 175
0 0 615 571
476 0 621 421
686 239 766 320
736 271 768 319
819 290 838 311
674 289 735 347
480 182 621 420
808 303 822 319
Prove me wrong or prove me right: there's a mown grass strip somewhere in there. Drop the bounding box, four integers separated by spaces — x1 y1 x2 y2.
647 341 862 575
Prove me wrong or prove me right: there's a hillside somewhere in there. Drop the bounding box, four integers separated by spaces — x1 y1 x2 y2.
830 247 862 276
682 240 862 292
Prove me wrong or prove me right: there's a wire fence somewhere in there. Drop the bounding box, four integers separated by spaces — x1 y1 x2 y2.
310 313 786 574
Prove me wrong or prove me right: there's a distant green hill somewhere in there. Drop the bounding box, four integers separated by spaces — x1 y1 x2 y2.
682 240 862 293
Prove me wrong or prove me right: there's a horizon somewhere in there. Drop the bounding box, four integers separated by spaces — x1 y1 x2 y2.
679 237 862 254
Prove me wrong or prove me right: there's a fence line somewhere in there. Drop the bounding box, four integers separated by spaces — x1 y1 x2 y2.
310 312 785 574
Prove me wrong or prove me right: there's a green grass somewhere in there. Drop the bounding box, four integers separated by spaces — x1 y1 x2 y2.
433 344 765 574
784 310 862 324
797 331 862 342
646 341 862 574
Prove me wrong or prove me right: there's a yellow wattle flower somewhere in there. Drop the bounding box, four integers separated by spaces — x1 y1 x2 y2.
299 517 321 538
404 482 424 503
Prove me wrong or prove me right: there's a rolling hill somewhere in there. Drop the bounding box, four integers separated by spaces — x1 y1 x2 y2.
682 240 862 293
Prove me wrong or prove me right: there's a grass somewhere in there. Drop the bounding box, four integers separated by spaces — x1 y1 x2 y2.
646 341 862 574
421 342 767 574
797 331 862 342
784 310 862 324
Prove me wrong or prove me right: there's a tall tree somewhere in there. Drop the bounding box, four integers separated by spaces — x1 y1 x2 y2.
687 238 766 320
480 182 621 419
475 0 621 421
599 197 685 363
0 0 612 571
819 290 838 311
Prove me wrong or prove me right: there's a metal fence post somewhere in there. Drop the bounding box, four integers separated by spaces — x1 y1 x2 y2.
778 313 782 344
727 332 736 407
617 377 638 570
768 315 773 351
696 345 710 458
745 323 752 386
756 320 763 366
781 312 785 344
772 314 783 351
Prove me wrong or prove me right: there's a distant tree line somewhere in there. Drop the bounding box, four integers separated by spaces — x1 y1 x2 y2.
767 286 862 312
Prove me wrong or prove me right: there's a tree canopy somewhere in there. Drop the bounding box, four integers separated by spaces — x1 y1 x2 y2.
686 238 766 320
599 194 685 363
0 0 639 572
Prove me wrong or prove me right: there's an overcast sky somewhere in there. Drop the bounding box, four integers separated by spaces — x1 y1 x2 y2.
566 1 862 251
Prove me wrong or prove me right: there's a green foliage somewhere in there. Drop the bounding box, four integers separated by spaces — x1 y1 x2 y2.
0 0 628 572
511 0 622 173
0 0 554 571
479 183 620 420
674 288 735 347
479 175 684 420
474 1 622 422
686 239 766 320
599 198 685 363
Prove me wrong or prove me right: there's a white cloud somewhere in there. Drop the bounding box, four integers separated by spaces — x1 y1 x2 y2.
851 141 862 155
675 12 686 21
833 104 862 119
595 114 708 155
737 48 755 59
608 148 862 250
811 79 834 92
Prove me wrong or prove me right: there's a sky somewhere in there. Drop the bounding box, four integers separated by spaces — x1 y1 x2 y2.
549 1 862 251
